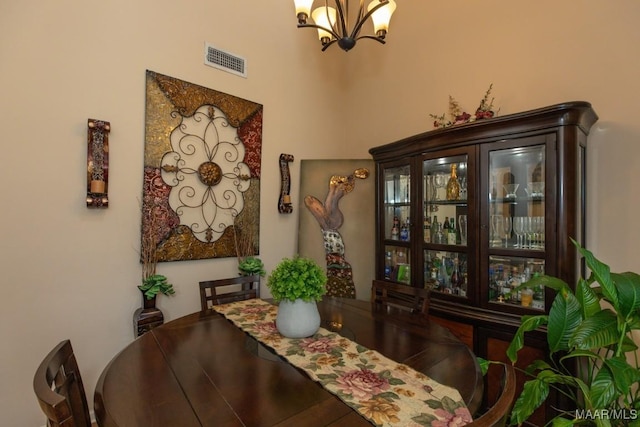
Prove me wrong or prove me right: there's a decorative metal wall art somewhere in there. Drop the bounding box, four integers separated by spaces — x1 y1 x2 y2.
86 119 110 208
143 70 263 262
278 153 294 214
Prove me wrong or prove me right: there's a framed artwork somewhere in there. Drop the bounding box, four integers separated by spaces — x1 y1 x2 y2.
297 159 375 300
142 70 262 262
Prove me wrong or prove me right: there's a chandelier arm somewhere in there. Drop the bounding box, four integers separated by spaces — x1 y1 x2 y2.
332 0 348 38
349 0 389 39
297 22 342 42
355 35 386 44
321 39 339 51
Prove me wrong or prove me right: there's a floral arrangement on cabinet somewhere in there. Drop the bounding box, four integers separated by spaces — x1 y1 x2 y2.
429 84 499 129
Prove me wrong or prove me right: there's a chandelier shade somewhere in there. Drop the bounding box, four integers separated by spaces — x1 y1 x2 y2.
294 0 397 52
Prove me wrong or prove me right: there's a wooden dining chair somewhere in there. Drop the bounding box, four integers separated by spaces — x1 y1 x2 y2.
371 280 432 321
199 274 261 311
33 339 95 427
467 363 517 427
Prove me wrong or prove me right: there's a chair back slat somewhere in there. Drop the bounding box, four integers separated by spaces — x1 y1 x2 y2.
200 274 261 311
34 340 92 427
467 363 517 427
371 280 432 324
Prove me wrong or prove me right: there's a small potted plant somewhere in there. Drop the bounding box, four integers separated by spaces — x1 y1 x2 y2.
267 255 327 338
138 274 175 301
238 256 266 278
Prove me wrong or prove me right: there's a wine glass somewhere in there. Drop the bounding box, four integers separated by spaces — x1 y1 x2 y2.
491 214 504 248
433 173 447 200
458 214 468 246
513 216 524 248
503 184 520 199
502 216 512 248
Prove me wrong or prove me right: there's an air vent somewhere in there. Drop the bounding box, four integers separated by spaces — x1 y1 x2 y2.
204 43 247 78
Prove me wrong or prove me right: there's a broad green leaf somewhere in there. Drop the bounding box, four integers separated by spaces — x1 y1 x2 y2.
576 278 602 319
590 363 617 408
476 357 489 376
577 243 617 309
510 377 550 425
614 272 640 320
570 310 619 350
603 356 640 393
506 315 548 363
525 274 571 293
620 334 639 353
559 349 601 364
548 289 583 353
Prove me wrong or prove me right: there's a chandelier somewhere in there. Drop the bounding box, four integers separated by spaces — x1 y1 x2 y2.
293 0 397 52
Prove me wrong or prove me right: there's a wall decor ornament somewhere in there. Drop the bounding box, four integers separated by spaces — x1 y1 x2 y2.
142 70 263 262
86 119 110 208
278 153 294 214
429 84 499 129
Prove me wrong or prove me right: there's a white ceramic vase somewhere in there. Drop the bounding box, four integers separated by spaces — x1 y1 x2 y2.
276 299 321 338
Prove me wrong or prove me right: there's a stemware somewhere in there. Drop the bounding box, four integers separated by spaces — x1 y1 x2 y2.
458 214 468 246
513 216 524 248
503 184 519 199
502 216 512 248
491 214 504 248
433 173 447 200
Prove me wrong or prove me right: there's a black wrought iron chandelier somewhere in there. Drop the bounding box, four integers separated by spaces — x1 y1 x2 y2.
294 0 397 52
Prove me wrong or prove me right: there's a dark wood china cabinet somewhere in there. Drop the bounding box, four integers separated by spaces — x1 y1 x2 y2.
369 102 598 424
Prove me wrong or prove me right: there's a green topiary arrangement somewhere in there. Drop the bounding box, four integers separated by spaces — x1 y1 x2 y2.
267 256 327 303
238 256 266 277
138 274 175 300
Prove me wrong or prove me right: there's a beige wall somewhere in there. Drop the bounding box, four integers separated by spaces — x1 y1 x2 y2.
2 1 639 425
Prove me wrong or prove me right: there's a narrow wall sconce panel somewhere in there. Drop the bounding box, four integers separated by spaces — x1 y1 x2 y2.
279 153 294 214
86 119 110 208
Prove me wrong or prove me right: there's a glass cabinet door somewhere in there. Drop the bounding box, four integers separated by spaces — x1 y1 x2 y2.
487 144 546 311
423 154 470 299
382 164 411 284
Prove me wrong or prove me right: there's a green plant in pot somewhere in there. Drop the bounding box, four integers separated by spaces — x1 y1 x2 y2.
267 255 327 339
238 256 266 278
506 239 640 425
138 274 175 300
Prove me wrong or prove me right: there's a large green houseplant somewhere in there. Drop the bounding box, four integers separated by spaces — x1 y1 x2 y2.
506 239 640 426
267 256 327 338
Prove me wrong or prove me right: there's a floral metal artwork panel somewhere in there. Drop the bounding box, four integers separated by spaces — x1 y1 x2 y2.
143 70 262 262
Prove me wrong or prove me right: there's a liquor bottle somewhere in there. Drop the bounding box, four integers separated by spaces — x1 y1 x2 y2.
446 163 461 201
400 219 410 241
384 251 393 280
391 216 400 240
438 257 450 290
447 217 456 245
450 257 461 292
431 215 439 242
488 267 497 301
423 216 431 243
443 216 450 241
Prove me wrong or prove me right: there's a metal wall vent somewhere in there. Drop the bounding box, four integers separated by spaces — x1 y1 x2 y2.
204 43 247 78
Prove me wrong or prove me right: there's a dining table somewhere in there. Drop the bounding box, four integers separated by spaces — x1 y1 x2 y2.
94 297 483 427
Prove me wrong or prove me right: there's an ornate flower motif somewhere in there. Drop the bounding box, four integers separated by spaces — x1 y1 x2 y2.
336 368 390 401
431 407 473 427
359 397 401 425
430 84 498 129
160 105 251 243
314 354 341 366
300 336 336 353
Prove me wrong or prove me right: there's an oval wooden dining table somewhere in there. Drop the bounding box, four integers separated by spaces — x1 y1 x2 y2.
94 297 483 427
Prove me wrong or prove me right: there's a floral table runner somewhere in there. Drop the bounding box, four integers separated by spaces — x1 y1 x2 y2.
213 299 472 427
